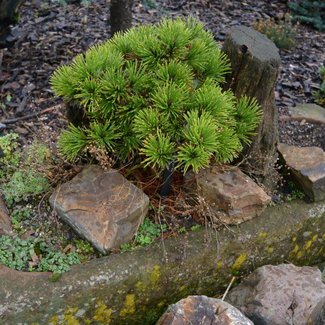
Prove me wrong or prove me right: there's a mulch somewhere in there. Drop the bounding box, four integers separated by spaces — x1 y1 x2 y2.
0 0 324 147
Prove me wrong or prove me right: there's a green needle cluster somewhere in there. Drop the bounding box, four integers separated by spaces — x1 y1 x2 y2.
51 18 262 173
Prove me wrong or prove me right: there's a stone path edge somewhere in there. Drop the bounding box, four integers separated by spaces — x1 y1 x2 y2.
0 200 324 324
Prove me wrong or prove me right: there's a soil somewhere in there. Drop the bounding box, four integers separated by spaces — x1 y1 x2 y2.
0 0 324 262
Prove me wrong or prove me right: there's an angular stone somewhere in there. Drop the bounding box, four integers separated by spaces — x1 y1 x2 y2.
309 298 325 325
227 264 325 325
157 296 253 325
197 166 271 224
0 195 12 236
49 165 149 254
278 143 325 201
289 103 325 124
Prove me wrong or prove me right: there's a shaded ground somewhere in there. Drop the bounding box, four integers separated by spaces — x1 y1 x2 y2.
0 0 324 263
0 0 324 149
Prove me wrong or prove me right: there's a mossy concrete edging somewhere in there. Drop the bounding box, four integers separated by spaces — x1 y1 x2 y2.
0 200 325 324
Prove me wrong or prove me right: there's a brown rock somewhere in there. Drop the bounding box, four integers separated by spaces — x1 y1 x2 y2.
0 196 12 236
49 165 149 254
197 166 271 224
156 295 253 325
289 103 325 124
227 264 325 325
278 143 325 201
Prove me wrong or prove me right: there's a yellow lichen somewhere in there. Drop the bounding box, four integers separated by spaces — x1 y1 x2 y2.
46 307 79 325
292 236 297 242
303 234 318 251
93 300 112 324
216 260 223 269
178 285 187 293
292 244 299 254
232 253 247 272
258 232 268 239
267 247 274 254
135 281 146 292
150 265 161 286
157 301 166 308
120 294 136 317
304 240 313 250
296 251 303 259
48 315 59 325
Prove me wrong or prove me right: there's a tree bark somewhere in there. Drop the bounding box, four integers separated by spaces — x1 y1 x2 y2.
222 26 281 187
110 0 133 36
0 0 25 47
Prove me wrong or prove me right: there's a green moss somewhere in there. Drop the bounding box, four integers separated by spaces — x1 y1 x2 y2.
231 253 248 274
150 265 161 286
120 294 136 317
93 300 112 324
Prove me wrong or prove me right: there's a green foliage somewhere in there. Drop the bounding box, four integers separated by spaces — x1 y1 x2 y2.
11 206 33 232
253 19 296 49
0 133 20 178
286 181 305 202
73 239 95 255
2 170 49 206
0 235 80 273
315 65 325 106
289 0 325 31
52 18 262 173
120 218 167 251
0 135 50 207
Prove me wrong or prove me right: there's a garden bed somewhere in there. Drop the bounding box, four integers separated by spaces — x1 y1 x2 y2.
0 0 324 288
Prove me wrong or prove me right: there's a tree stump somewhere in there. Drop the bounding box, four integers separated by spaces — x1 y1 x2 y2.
222 26 281 187
110 0 133 36
0 0 25 47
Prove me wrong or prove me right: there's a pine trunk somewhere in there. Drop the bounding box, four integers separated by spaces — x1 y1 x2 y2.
110 0 133 36
0 0 25 47
222 26 281 187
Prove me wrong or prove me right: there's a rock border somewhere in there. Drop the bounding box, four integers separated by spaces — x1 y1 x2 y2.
0 200 324 324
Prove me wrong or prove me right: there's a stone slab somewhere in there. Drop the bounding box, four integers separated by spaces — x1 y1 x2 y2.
0 200 324 324
50 165 149 254
278 143 325 201
227 264 325 325
197 166 271 224
289 103 325 124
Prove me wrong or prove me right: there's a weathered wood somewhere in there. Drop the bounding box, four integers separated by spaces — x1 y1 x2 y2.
223 26 281 186
110 0 133 36
0 0 25 47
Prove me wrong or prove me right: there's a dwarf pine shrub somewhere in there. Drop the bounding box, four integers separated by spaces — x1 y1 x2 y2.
289 0 325 31
51 18 262 173
253 19 296 50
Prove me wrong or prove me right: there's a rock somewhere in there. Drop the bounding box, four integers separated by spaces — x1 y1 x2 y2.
0 195 12 236
49 165 149 254
156 296 253 325
289 103 325 124
278 143 325 201
308 298 325 325
197 166 271 224
227 264 325 325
